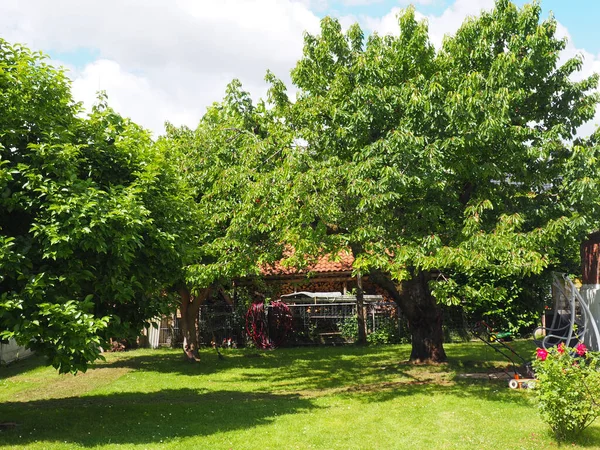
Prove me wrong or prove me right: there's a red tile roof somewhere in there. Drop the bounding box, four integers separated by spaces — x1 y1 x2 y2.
261 251 354 276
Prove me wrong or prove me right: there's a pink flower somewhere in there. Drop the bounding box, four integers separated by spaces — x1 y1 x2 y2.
576 343 587 356
537 348 548 361
557 343 566 354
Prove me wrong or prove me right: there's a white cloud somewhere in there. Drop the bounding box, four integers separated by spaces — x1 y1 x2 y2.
69 60 199 136
1 0 597 139
553 24 600 138
359 0 494 47
340 0 385 5
338 14 361 32
297 0 330 12
0 0 321 136
421 0 494 48
360 7 403 35
341 0 433 5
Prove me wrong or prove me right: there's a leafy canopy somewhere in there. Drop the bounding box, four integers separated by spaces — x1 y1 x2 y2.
0 39 198 373
174 1 600 334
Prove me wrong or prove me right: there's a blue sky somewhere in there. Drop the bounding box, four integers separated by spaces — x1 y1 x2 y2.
318 1 600 54
1 0 598 136
512 0 599 53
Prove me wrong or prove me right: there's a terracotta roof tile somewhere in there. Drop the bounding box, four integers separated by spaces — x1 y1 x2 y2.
261 251 354 276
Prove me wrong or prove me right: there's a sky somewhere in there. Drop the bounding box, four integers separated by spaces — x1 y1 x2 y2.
1 0 599 138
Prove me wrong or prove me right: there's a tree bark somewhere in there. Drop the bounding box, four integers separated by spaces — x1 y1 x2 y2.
178 287 209 361
370 270 447 363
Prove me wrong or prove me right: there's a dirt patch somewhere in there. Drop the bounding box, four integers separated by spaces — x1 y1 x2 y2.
349 374 454 392
456 371 512 381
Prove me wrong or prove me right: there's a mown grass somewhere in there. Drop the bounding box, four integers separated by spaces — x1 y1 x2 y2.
1 341 599 449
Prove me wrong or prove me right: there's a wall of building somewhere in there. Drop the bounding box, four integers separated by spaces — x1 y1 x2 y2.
0 339 33 365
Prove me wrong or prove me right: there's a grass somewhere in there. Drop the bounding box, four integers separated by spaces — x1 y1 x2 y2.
1 340 600 449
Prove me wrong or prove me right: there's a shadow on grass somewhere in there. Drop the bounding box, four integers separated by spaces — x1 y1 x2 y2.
95 345 412 381
445 340 538 365
94 344 537 400
222 346 533 399
0 388 316 447
1 340 538 378
340 376 535 406
537 425 600 448
0 354 49 377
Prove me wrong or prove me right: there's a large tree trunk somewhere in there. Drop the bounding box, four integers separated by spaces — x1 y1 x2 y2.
178 287 209 362
370 270 447 363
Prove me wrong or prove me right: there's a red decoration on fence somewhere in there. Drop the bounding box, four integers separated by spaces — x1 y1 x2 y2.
268 301 293 348
246 302 271 349
245 301 292 349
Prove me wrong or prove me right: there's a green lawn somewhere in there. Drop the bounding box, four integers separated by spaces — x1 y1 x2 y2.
1 341 599 449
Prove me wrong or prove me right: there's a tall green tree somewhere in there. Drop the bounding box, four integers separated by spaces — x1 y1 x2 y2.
250 0 600 361
0 40 197 372
156 80 294 359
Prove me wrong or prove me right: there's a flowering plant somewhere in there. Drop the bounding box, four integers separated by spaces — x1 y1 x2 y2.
532 342 600 441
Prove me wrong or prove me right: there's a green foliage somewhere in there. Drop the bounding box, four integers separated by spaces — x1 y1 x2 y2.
158 79 294 288
338 315 358 342
159 1 600 358
248 1 600 348
338 315 405 344
0 39 197 373
367 317 404 345
3 0 600 371
533 344 600 441
308 322 320 343
432 272 551 335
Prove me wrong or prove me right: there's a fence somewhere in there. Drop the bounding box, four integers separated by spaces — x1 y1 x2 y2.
282 301 404 345
156 302 471 348
158 304 245 348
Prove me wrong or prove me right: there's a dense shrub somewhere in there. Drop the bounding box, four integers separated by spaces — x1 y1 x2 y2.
532 343 600 441
338 316 406 345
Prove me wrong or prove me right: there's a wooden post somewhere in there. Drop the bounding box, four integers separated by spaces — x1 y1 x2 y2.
581 231 600 284
356 271 368 344
581 231 600 351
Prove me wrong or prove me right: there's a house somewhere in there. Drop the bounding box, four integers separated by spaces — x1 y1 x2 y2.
250 252 402 345
258 251 394 302
154 252 401 347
